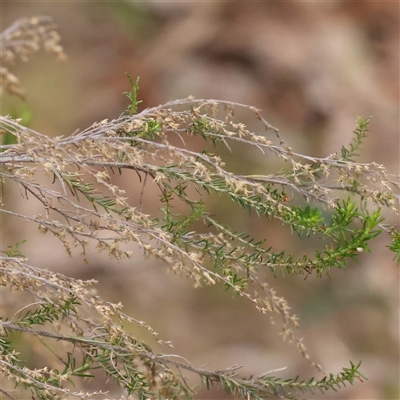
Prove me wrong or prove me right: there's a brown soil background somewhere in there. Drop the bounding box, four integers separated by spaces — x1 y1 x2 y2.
2 2 399 399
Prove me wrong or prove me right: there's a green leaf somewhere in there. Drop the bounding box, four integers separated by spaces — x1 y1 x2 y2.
341 116 371 160
123 74 142 115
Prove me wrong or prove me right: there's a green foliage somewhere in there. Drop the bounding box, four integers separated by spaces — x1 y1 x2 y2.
201 361 366 400
1 240 26 257
341 116 371 161
0 105 32 151
59 171 123 214
123 74 143 115
387 229 400 264
17 297 80 327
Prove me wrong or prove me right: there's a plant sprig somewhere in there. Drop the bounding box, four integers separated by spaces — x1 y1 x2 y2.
1 31 399 398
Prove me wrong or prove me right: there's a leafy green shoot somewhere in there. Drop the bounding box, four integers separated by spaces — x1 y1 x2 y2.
124 74 142 115
341 116 371 161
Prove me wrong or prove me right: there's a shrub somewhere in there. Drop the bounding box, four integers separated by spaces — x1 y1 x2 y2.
1 16 399 400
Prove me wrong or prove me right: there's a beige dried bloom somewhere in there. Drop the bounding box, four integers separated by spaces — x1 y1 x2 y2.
0 16 65 98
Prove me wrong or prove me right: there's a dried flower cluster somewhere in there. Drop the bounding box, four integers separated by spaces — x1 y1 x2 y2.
1 17 399 400
0 16 65 98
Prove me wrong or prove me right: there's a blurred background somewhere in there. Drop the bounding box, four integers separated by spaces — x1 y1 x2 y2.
2 1 399 399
